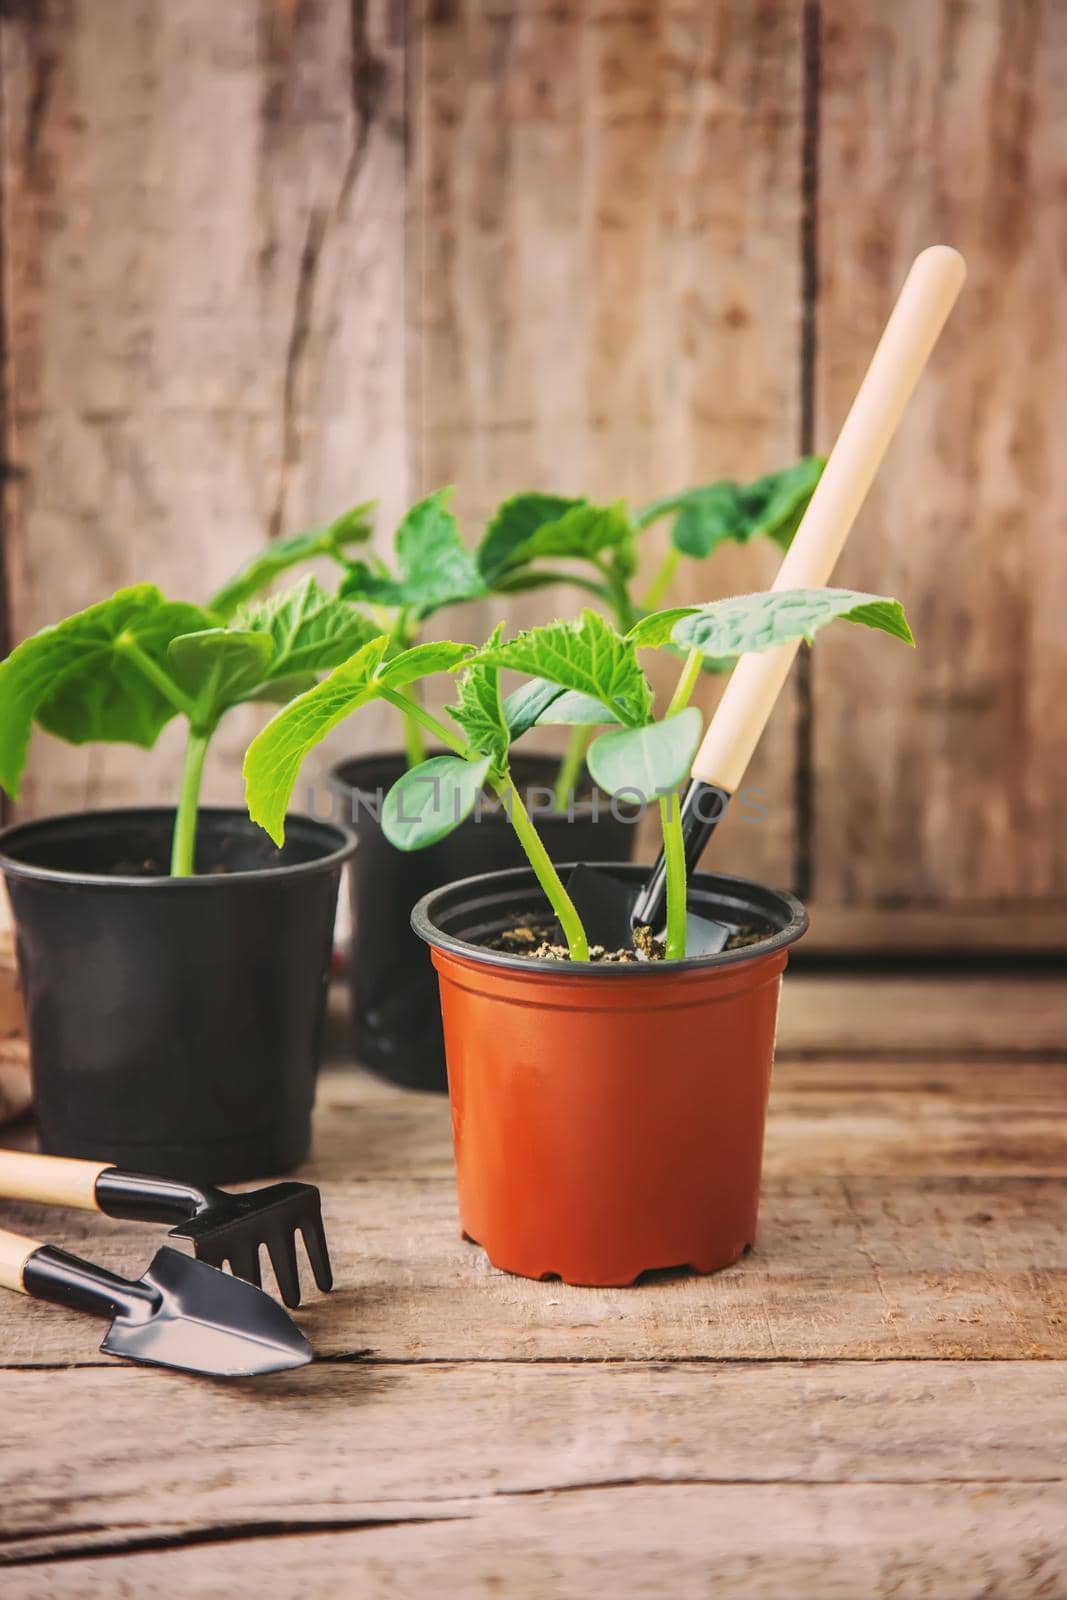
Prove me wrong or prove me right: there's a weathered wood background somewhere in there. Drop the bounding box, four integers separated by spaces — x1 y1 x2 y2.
0 0 1063 949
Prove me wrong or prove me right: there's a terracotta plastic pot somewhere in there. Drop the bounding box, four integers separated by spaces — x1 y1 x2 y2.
330 751 638 1090
0 808 355 1183
413 864 808 1287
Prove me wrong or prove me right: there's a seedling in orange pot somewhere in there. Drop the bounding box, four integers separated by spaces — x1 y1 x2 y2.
245 246 964 1285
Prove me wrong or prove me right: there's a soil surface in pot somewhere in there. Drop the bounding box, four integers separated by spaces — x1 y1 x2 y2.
490 919 766 963
17 819 319 879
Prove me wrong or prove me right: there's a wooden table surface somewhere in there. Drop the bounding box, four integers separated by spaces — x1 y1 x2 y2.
1 972 1065 1598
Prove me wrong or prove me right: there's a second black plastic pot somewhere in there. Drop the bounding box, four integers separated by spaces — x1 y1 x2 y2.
0 807 355 1183
330 752 639 1090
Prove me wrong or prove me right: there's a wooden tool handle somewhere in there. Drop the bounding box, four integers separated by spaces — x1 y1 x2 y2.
0 1151 109 1211
691 245 966 793
0 1226 41 1293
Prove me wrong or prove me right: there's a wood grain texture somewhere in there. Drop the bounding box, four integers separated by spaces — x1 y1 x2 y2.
0 0 409 817
2 976 1065 1593
810 0 1067 912
3 1485 1065 1599
1 1023 1064 1366
1 1360 1064 1563
412 0 806 880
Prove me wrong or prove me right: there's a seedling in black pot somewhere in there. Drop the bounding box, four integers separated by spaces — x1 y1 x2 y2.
0 569 381 874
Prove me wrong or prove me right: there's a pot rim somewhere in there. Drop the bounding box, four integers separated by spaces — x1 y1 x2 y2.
0 805 357 891
412 862 808 978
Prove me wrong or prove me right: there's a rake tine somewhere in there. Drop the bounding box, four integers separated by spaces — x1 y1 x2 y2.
266 1226 302 1310
300 1213 334 1295
226 1240 263 1291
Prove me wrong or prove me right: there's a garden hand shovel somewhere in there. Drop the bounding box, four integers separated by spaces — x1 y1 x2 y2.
568 244 967 953
0 1226 313 1376
0 1151 332 1309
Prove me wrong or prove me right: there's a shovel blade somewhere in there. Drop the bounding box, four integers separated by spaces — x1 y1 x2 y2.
566 862 732 959
566 862 638 949
101 1247 313 1377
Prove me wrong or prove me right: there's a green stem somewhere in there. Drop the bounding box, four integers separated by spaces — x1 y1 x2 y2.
666 647 703 717
170 726 211 877
658 792 688 960
379 687 467 758
121 640 198 719
641 546 681 611
397 686 427 766
553 725 594 813
496 775 590 962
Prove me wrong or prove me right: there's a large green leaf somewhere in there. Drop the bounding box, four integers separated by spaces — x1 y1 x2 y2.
208 501 375 618
587 708 704 799
382 754 493 850
167 630 275 726
633 457 824 559
472 610 654 729
477 493 586 584
339 489 486 619
662 588 914 660
236 575 381 679
243 634 390 845
0 586 214 797
479 496 637 587
447 627 511 766
376 641 473 691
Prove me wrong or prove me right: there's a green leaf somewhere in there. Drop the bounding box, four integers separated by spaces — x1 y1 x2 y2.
634 458 825 559
167 630 275 725
241 673 319 705
382 754 493 850
236 575 381 680
480 497 637 588
670 482 748 559
208 502 375 618
376 641 473 691
447 626 510 766
0 586 214 797
737 457 825 551
472 610 654 729
477 493 586 583
587 708 704 799
627 608 707 649
669 588 915 660
501 677 568 740
243 634 390 845
534 690 621 726
339 489 486 619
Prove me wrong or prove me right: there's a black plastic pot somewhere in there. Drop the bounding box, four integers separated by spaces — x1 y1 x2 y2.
0 807 355 1184
329 752 639 1090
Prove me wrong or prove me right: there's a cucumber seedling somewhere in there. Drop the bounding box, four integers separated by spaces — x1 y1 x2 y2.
243 583 911 963
288 459 823 790
0 574 382 876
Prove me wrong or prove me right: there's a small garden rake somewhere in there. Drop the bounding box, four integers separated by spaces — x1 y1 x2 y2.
0 1150 332 1308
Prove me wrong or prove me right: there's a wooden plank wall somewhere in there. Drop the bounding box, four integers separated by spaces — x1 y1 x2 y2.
811 0 1067 942
0 0 409 815
0 0 1064 946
